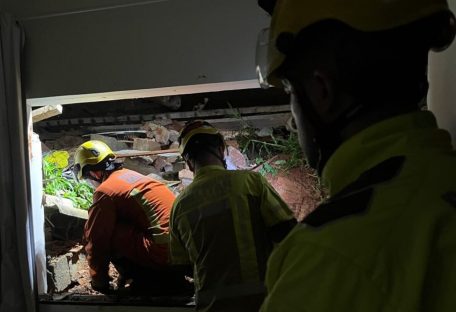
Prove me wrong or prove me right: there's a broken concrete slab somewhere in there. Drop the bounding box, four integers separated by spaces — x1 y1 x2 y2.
46 135 85 150
226 146 248 169
164 164 174 173
169 141 179 150
153 157 169 172
123 157 159 176
132 138 162 152
47 245 87 293
168 130 180 143
90 134 128 151
178 169 194 187
173 161 186 173
142 123 170 144
256 127 273 137
44 195 87 241
44 195 88 220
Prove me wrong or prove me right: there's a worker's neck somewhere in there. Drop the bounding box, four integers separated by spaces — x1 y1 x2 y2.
194 158 224 174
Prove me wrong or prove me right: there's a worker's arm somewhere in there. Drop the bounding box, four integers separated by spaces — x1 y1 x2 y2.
257 174 296 243
84 193 117 291
169 202 192 265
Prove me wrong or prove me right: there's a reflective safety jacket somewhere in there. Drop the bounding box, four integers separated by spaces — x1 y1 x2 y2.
261 111 456 311
170 165 294 312
84 168 175 283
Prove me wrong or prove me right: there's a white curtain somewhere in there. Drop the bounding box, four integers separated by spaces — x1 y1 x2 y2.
0 13 36 312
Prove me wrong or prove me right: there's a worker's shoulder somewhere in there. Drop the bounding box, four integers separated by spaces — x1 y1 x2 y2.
405 150 456 209
225 168 264 181
224 169 268 190
97 168 159 194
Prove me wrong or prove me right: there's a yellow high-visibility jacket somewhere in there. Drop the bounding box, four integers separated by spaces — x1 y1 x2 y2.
170 165 294 312
261 111 456 312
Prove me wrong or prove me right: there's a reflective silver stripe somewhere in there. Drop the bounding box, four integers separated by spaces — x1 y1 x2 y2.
180 215 200 290
231 198 260 282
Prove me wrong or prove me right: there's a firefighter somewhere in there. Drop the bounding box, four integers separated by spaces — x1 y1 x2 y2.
170 120 296 311
73 140 186 294
257 0 456 311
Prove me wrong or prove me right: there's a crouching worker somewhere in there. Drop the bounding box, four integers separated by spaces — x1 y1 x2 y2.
73 140 190 294
170 121 296 312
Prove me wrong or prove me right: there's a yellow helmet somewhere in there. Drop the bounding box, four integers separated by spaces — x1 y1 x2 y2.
258 0 455 86
178 120 223 155
73 140 115 180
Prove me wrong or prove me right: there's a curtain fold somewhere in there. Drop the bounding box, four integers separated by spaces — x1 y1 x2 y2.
0 13 35 312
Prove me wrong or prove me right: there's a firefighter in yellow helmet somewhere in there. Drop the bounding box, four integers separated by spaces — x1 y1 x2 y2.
73 140 189 294
256 0 456 311
169 120 296 311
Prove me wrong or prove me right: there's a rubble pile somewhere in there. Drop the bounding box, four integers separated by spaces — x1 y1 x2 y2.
41 119 323 295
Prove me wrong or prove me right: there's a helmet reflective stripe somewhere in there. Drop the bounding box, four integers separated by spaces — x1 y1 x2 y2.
73 140 115 180
259 0 454 87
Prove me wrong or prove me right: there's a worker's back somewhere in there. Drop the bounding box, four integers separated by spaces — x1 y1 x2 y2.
94 168 174 237
171 165 294 311
261 111 456 311
84 168 175 273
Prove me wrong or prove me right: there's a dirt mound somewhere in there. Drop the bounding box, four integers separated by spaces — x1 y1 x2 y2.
263 163 324 221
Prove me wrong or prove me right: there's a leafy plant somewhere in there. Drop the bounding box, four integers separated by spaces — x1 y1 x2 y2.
43 157 93 210
274 133 304 171
227 102 305 174
259 162 278 176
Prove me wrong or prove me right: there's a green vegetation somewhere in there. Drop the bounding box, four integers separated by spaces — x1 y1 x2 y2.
228 103 306 176
243 133 305 176
43 157 93 210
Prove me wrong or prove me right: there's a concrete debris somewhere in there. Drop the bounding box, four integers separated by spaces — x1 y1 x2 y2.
132 138 161 152
46 135 85 150
168 130 180 143
166 156 178 163
256 127 273 137
123 157 159 176
47 245 87 293
44 195 87 241
226 146 247 169
173 162 186 173
164 164 174 173
90 134 128 151
41 117 323 296
44 195 88 220
153 157 169 171
220 131 238 140
142 123 170 145
169 141 180 150
178 169 194 180
148 118 173 127
159 96 182 111
178 169 194 187
225 140 240 150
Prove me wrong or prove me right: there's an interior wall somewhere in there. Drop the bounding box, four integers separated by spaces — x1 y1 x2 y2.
428 0 456 145
0 0 269 101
